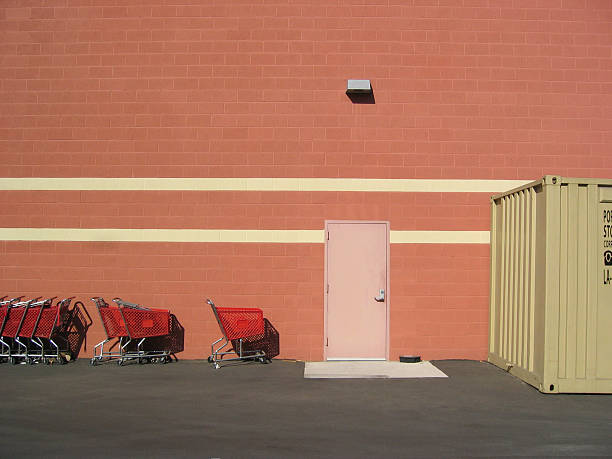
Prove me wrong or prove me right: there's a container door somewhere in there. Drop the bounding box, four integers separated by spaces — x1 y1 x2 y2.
325 222 388 360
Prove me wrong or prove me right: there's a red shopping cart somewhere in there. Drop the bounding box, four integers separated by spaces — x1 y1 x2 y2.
15 297 56 364
0 296 23 362
90 297 126 364
0 297 41 364
207 298 278 369
90 297 172 365
116 298 171 364
31 297 86 364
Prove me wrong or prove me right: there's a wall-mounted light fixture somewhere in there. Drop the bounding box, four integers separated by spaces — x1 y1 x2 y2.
346 79 372 95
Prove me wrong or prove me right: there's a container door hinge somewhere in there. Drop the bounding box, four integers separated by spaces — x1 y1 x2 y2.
326 284 329 294
326 338 329 346
326 230 329 240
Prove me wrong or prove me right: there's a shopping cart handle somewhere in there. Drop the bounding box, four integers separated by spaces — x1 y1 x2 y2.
90 297 109 308
31 297 57 307
0 296 24 306
12 297 42 307
113 297 150 310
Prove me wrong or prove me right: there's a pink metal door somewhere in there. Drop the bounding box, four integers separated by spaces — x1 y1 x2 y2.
325 221 388 360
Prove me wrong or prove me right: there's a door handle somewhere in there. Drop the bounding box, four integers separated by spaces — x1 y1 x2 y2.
374 289 385 302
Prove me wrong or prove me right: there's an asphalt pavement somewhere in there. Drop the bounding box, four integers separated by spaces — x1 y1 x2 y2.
1 358 611 458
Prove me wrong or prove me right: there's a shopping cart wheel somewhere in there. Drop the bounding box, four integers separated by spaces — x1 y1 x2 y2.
9 356 18 365
89 358 97 366
207 356 214 363
117 359 124 366
213 362 220 369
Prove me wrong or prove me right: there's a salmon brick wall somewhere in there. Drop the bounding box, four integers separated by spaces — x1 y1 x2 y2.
390 244 490 361
0 190 490 232
0 240 325 361
0 189 491 360
1 1 612 361
0 1 610 180
0 239 490 361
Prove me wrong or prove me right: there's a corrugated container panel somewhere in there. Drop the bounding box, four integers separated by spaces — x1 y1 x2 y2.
491 188 536 375
489 176 612 393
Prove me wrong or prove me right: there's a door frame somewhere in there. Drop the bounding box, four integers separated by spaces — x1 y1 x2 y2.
323 220 390 361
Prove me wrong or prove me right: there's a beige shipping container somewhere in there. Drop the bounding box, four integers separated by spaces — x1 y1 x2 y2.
489 176 612 393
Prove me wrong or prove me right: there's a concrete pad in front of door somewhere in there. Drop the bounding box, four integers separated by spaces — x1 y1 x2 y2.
304 360 448 379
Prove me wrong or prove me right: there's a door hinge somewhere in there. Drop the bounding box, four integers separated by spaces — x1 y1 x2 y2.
326 284 329 294
326 338 329 346
326 230 329 240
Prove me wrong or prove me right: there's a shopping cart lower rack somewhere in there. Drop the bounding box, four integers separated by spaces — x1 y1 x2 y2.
90 297 173 365
207 298 279 369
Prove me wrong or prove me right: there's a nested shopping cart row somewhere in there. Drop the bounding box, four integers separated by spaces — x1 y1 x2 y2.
0 295 91 365
1 294 278 368
90 297 174 365
91 297 277 368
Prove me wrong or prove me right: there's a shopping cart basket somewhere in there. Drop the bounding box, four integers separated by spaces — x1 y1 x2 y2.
0 297 42 364
207 298 278 369
60 300 93 360
90 297 126 364
0 296 24 361
15 297 56 364
31 297 84 364
90 297 172 365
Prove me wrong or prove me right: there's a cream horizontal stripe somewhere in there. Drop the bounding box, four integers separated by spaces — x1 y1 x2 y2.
390 230 490 244
0 177 529 193
0 228 325 243
0 228 490 244
0 228 324 244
